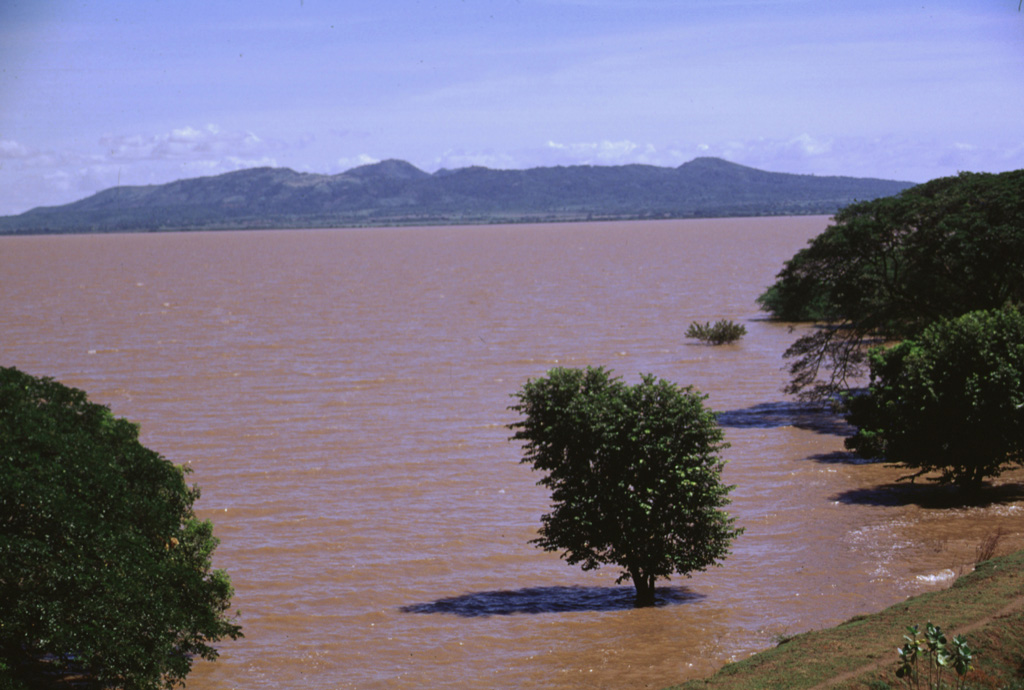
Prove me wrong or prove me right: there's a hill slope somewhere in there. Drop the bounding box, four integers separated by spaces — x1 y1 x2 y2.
0 157 915 234
673 549 1024 689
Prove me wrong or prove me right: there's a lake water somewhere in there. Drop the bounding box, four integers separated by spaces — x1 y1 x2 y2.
2 218 1021 689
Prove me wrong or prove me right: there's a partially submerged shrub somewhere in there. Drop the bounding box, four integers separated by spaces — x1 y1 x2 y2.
975 528 1006 564
686 319 747 345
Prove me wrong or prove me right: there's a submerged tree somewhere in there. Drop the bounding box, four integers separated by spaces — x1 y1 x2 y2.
758 169 1024 400
845 307 1024 490
685 319 747 345
509 366 742 607
0 367 241 690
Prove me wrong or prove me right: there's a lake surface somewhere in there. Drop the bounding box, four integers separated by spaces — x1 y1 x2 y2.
2 218 1021 689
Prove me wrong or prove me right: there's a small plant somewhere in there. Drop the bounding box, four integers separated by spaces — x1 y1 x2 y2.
975 528 1006 564
686 319 747 345
896 623 975 690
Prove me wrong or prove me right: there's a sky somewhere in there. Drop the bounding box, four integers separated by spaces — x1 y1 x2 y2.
0 0 1022 216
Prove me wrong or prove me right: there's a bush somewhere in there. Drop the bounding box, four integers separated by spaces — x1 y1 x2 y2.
686 319 747 345
845 307 1024 489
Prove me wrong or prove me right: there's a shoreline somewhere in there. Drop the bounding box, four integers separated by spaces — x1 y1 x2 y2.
673 548 1024 689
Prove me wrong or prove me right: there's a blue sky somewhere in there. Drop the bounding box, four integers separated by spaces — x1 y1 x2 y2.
1 0 1021 215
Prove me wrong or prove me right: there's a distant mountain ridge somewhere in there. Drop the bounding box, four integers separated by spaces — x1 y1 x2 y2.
0 157 916 234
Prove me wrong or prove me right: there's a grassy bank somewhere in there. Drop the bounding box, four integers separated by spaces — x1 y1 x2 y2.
671 549 1024 689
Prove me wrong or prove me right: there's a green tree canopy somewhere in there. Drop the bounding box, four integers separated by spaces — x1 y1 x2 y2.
758 169 1024 399
845 307 1024 489
509 366 742 607
0 367 241 690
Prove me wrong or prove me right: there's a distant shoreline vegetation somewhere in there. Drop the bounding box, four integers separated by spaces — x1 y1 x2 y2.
0 157 915 236
0 209 835 236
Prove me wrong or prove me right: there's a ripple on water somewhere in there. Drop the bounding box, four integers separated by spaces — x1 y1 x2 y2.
4 219 1022 689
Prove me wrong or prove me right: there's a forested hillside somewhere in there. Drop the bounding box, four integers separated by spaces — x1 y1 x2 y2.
0 157 914 234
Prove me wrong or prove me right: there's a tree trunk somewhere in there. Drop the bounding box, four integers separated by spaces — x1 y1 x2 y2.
631 570 657 607
960 465 986 495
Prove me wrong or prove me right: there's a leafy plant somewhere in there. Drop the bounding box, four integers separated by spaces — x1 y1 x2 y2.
509 366 742 606
0 367 242 689
845 306 1024 490
686 319 747 345
896 623 975 690
758 169 1024 400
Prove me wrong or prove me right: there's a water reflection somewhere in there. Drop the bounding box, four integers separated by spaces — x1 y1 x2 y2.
807 450 878 465
717 401 853 436
833 482 1024 508
400 585 704 617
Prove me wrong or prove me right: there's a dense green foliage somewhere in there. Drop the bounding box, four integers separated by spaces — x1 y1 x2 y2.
0 157 913 234
686 319 747 345
509 367 742 607
845 307 1024 489
757 169 1024 399
0 367 241 689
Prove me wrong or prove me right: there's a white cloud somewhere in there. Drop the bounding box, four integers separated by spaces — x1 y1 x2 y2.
428 141 663 172
0 139 35 159
545 139 655 164
705 134 835 163
99 124 272 162
432 149 520 171
0 124 286 215
334 154 380 172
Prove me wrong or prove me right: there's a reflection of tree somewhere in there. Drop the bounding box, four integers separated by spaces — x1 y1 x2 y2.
401 585 704 616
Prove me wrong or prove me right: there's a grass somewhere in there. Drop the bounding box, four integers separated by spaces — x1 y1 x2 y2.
668 549 1024 689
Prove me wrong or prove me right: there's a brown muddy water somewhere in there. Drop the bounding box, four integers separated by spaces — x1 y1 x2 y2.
2 218 1022 689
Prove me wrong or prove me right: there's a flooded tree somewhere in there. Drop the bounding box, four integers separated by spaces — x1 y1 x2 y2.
758 169 1024 400
685 319 747 345
509 366 742 607
0 367 241 690
845 307 1024 490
